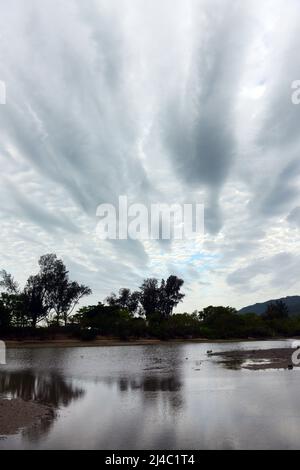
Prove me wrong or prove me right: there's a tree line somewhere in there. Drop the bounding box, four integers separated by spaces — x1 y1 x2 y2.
1 253 300 341
0 253 185 334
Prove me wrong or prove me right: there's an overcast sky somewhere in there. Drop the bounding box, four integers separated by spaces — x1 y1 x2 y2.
0 0 300 311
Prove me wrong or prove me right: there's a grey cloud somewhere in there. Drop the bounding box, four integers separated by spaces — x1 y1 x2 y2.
159 1 256 233
287 207 300 227
0 180 79 234
257 14 300 151
0 0 300 309
227 252 300 291
0 0 150 213
249 158 300 217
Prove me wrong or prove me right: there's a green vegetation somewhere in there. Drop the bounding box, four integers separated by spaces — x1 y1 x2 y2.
1 253 300 341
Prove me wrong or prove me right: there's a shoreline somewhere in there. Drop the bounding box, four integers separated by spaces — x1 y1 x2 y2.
3 336 296 349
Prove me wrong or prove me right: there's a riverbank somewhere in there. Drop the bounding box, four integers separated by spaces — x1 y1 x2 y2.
3 336 296 349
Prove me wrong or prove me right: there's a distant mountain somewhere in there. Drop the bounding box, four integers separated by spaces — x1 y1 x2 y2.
239 296 300 316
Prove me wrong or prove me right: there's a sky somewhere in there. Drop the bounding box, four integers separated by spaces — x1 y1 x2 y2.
0 0 300 312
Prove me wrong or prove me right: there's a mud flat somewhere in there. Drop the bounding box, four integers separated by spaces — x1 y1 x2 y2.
211 347 300 370
0 398 53 436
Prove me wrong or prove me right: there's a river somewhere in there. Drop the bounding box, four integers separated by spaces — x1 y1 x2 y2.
0 339 299 449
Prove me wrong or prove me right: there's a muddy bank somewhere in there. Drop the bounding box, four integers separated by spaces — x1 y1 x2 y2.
5 338 167 349
212 347 300 370
0 398 53 436
4 337 292 349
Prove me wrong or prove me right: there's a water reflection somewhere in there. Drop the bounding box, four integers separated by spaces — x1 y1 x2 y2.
0 370 84 407
2 341 300 449
117 374 184 411
0 370 85 439
103 346 185 412
117 375 182 392
217 358 244 370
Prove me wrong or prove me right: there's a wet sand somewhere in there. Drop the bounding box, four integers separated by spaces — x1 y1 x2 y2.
0 398 53 436
212 347 300 370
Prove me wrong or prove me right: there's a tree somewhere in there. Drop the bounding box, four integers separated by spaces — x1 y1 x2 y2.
161 275 185 317
36 254 92 326
263 301 289 321
0 292 28 328
23 274 50 328
199 305 237 322
17 254 92 327
139 278 160 319
199 306 241 338
106 288 140 315
77 303 133 337
0 296 12 329
139 276 185 320
0 270 19 294
106 292 118 307
60 282 92 326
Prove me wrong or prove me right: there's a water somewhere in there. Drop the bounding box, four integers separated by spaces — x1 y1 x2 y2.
0 339 300 450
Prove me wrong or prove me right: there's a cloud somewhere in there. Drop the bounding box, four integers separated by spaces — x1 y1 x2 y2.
227 253 300 291
287 207 300 227
0 0 300 310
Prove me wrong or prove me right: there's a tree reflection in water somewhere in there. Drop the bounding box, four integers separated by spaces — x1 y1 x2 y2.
103 349 185 412
0 370 85 440
119 374 184 411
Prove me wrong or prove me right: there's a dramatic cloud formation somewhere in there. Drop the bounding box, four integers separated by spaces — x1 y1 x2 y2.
0 0 300 310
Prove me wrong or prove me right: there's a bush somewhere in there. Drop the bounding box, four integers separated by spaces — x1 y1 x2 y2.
78 328 98 341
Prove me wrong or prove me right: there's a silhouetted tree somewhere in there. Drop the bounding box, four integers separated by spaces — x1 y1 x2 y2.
61 282 92 326
161 275 185 317
23 274 50 328
106 288 140 315
199 306 242 338
0 270 23 328
263 300 289 320
139 278 160 319
0 297 11 329
139 276 185 320
32 254 91 326
0 270 19 294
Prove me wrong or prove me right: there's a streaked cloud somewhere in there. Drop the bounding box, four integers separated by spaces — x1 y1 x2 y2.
0 0 300 310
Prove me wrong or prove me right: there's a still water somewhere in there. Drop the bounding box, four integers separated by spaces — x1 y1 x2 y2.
0 340 300 450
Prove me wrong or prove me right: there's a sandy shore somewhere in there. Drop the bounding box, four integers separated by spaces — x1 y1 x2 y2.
212 347 300 370
0 398 53 436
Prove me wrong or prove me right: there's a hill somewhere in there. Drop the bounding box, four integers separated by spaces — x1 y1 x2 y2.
239 296 300 316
